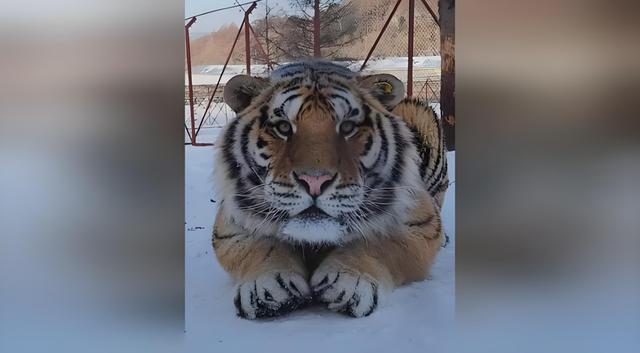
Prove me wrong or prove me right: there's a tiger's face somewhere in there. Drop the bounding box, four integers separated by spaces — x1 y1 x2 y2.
215 62 422 244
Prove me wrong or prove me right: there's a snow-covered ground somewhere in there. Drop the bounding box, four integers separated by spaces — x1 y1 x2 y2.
185 124 455 352
187 56 441 86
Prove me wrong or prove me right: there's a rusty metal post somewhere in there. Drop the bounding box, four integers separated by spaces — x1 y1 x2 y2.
407 0 415 97
360 0 402 72
244 2 258 75
244 9 251 75
419 0 440 27
439 0 455 150
185 17 197 145
314 0 320 57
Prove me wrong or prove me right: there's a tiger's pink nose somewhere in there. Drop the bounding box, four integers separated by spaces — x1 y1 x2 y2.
296 173 335 197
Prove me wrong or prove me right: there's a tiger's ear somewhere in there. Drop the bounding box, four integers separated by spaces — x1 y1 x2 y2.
357 74 405 110
223 75 271 113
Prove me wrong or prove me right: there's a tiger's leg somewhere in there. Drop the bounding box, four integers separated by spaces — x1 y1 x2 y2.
310 192 443 317
213 210 311 319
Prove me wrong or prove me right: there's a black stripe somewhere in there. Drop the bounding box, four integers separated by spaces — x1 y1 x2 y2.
314 272 341 294
250 284 257 305
276 273 294 297
277 93 301 117
326 77 353 90
372 115 388 170
273 191 299 198
388 117 407 183
425 121 443 186
409 126 431 179
336 183 360 190
330 194 357 201
234 290 247 318
281 85 301 95
427 133 446 191
345 277 361 317
363 282 378 317
329 94 353 112
315 275 328 287
279 69 304 78
362 134 374 156
234 179 267 216
283 77 304 88
359 105 373 129
222 118 240 179
214 232 241 239
272 181 294 188
289 281 302 296
406 214 435 228
365 172 382 188
256 136 267 148
330 84 349 93
258 105 270 127
240 117 262 186
428 161 447 194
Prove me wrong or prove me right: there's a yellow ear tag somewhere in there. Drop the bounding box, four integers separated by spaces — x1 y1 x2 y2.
376 81 393 94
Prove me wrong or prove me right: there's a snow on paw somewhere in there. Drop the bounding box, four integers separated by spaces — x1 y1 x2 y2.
311 270 380 318
234 271 312 319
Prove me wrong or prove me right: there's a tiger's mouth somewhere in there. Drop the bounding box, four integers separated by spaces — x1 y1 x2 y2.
281 205 347 244
295 205 331 221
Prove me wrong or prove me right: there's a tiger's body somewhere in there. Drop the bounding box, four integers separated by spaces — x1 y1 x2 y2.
212 61 448 319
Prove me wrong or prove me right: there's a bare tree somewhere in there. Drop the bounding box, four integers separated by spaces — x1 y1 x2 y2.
266 0 365 60
248 1 279 67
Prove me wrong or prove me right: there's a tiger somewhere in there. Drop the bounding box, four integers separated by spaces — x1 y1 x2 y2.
211 60 448 319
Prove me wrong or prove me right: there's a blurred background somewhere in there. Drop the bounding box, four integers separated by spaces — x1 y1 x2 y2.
1 0 639 352
455 0 640 352
0 1 185 352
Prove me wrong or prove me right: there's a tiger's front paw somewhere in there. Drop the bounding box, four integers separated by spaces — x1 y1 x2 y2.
311 269 381 318
234 271 312 319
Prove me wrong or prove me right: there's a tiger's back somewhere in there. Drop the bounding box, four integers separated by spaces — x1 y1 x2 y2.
392 98 449 208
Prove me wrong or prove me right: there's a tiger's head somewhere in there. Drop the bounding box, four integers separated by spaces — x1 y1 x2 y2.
214 61 423 244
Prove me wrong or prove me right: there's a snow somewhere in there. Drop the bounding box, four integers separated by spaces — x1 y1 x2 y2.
346 56 441 71
185 114 455 352
186 56 441 86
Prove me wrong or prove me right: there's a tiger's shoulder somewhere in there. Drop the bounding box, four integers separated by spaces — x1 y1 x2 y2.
392 98 440 152
392 98 449 208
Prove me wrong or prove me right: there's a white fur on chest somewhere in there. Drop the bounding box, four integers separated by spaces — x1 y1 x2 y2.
281 217 347 244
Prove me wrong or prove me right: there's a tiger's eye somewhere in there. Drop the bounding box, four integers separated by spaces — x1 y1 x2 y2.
276 121 292 136
339 121 356 135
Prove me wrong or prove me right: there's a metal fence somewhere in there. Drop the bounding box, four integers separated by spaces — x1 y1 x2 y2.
185 0 442 145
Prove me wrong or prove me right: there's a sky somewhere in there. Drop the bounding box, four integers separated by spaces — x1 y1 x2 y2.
185 0 294 34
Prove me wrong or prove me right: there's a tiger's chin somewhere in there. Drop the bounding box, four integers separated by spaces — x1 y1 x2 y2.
280 206 347 244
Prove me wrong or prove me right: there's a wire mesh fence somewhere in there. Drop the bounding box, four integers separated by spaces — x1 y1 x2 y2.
185 0 441 144
352 0 440 102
